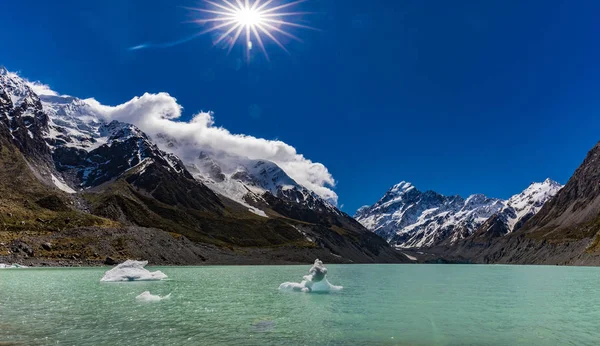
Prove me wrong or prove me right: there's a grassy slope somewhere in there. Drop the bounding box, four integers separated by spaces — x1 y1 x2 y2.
0 136 404 264
0 137 119 257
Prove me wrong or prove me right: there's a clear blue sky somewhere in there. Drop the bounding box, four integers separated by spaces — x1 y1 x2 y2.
1 0 599 213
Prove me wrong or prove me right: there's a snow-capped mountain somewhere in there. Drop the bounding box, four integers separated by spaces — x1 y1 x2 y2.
355 179 563 248
27 92 185 193
153 133 340 218
0 67 406 265
0 67 53 171
0 68 340 218
492 178 563 234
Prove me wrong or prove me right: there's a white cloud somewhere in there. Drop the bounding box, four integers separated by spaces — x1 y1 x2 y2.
25 80 59 97
82 92 338 204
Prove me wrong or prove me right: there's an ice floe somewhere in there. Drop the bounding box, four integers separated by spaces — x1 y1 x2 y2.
100 260 168 282
0 264 29 269
135 291 171 302
279 259 343 293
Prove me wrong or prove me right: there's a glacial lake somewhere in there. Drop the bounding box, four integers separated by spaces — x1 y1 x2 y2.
1 264 599 345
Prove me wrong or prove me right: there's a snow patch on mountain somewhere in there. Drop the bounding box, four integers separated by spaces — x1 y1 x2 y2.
500 178 563 232
355 179 562 248
154 134 338 216
51 174 76 194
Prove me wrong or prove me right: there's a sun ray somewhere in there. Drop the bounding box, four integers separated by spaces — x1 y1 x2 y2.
204 0 238 13
198 19 240 35
250 0 262 10
251 25 270 60
214 23 243 46
189 17 236 24
255 0 276 13
260 0 309 14
227 24 246 54
192 8 236 16
262 18 318 31
260 12 315 17
221 0 241 12
256 24 290 54
260 22 302 42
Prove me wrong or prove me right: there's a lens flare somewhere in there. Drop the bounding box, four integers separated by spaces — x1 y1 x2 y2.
188 0 316 60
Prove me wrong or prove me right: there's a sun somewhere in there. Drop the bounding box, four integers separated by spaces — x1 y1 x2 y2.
187 0 315 60
234 7 263 26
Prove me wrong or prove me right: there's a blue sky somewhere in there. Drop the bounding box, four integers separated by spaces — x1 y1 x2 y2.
1 0 599 213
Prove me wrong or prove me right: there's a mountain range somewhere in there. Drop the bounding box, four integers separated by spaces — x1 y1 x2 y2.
356 143 600 265
3 65 600 266
355 179 563 248
0 67 406 266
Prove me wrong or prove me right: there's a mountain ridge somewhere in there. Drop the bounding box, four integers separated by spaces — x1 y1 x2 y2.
0 68 407 266
355 179 563 248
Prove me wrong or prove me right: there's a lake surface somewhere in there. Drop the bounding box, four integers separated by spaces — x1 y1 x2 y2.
1 264 599 345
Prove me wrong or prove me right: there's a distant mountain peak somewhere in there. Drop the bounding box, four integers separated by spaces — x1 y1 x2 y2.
542 178 561 186
356 179 562 248
0 66 7 76
390 181 415 193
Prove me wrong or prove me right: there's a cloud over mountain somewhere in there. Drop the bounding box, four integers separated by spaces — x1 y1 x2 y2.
23 79 338 204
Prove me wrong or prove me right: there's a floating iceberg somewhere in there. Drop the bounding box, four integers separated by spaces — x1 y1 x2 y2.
279 259 343 293
100 260 168 282
135 291 171 302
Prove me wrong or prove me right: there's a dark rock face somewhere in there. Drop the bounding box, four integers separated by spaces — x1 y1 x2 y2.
51 120 192 189
124 158 224 212
523 142 600 233
11 241 34 257
427 142 600 265
0 73 52 169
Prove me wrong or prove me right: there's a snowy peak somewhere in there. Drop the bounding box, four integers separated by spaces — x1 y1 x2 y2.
151 132 339 217
234 160 298 194
0 70 40 109
500 178 563 232
355 181 504 247
0 70 51 167
390 181 415 194
355 179 562 248
99 120 148 142
507 179 561 209
0 66 7 76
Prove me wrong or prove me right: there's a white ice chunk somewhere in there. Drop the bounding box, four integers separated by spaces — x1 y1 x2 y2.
279 259 343 293
135 291 171 302
0 263 29 268
100 260 168 282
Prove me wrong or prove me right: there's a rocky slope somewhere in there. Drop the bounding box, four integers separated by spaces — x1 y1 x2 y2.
0 67 407 265
355 179 562 248
417 142 600 265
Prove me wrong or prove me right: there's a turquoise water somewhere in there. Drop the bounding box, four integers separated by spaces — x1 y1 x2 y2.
1 264 600 345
